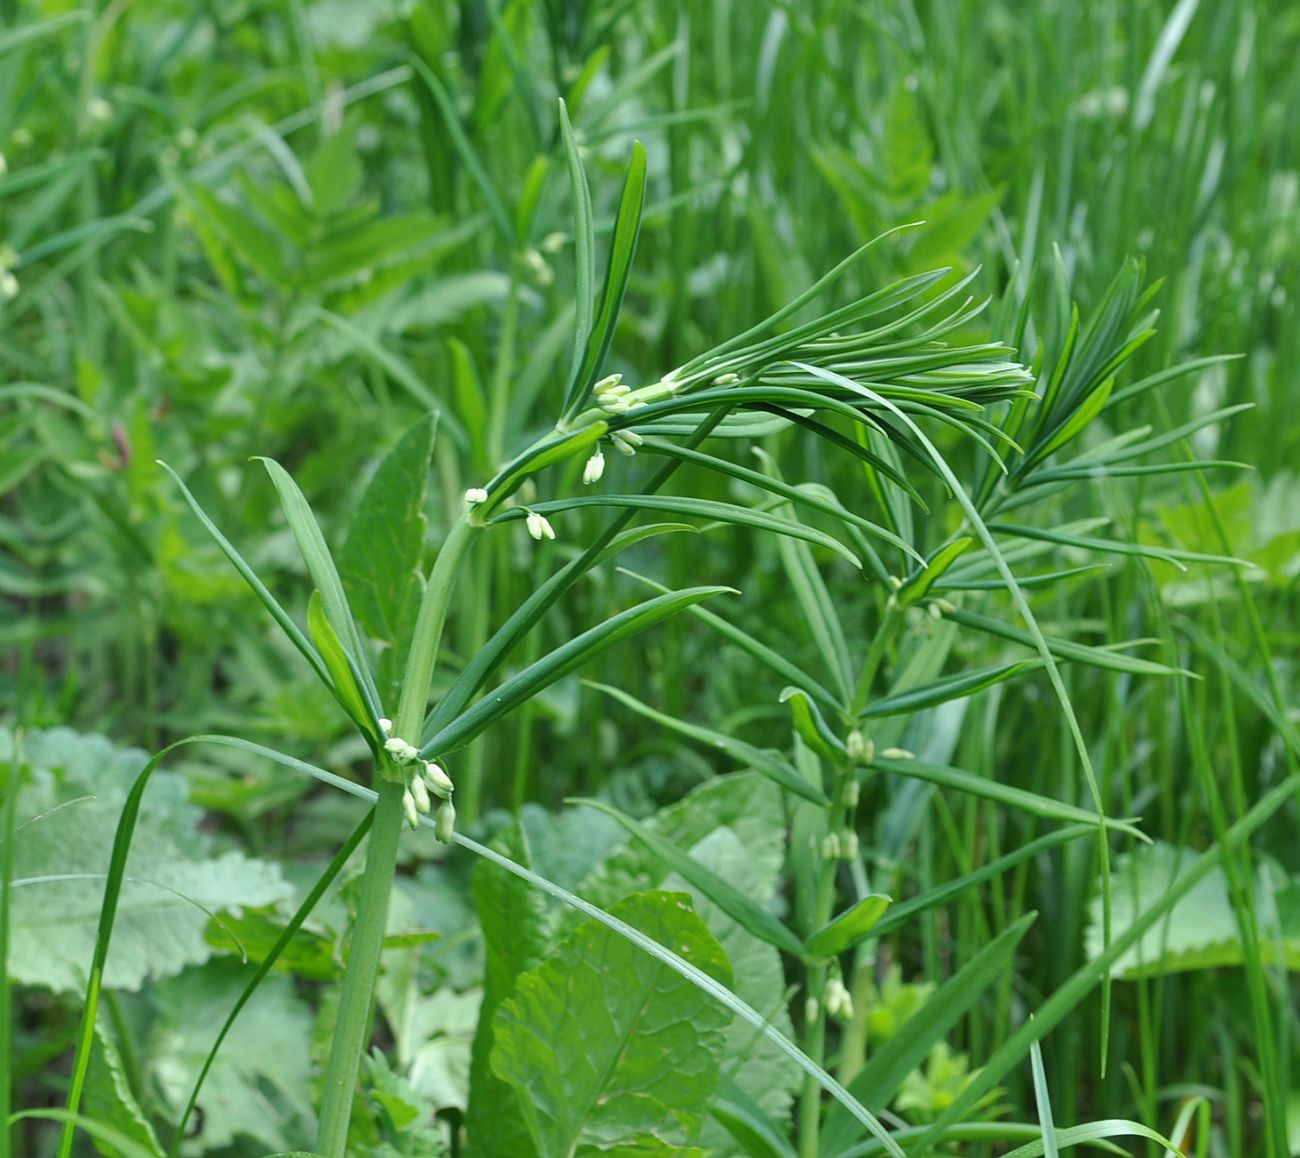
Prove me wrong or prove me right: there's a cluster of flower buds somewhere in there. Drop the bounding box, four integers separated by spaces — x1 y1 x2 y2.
611 429 642 457
593 373 634 415
845 729 873 765
824 974 854 1020
820 829 859 861
378 718 456 840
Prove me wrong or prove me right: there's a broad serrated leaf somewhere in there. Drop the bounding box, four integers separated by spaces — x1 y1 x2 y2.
338 415 435 651
491 891 733 1156
148 961 315 1153
83 1024 164 1158
1086 843 1300 978
6 729 292 993
572 798 806 959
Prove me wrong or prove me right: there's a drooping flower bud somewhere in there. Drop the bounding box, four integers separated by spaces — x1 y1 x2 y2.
611 430 642 457
434 799 457 843
423 761 454 798
582 450 606 485
409 775 431 815
384 737 407 755
525 511 556 541
402 789 419 830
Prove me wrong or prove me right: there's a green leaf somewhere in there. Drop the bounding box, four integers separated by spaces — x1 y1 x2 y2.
780 687 848 763
513 493 861 568
83 1024 164 1158
466 824 553 1158
160 462 334 695
565 140 647 417
491 891 733 1156
423 586 734 755
642 438 921 560
945 608 1185 677
5 728 292 994
409 55 513 243
804 894 892 959
1086 843 1300 978
860 661 1040 718
147 961 315 1153
559 99 595 401
586 681 828 806
257 456 382 717
896 538 973 607
338 415 436 651
821 913 1037 1151
307 592 372 734
870 755 1143 838
571 799 807 960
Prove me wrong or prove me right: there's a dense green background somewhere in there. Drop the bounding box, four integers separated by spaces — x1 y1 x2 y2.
2 1 1298 1155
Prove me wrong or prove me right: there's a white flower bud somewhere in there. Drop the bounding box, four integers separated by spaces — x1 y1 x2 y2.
933 597 956 616
712 372 740 385
582 449 606 485
840 830 859 860
804 996 820 1024
598 394 630 415
402 789 419 829
423 761 454 798
377 717 393 733
540 231 566 253
887 575 903 590
611 430 642 457
825 976 854 1019
410 775 431 814
384 737 407 754
821 832 841 860
593 373 623 395
879 747 914 760
525 511 555 541
434 798 456 843
465 487 489 505
846 729 866 761
87 97 113 123
842 779 860 808
400 742 420 761
0 270 16 301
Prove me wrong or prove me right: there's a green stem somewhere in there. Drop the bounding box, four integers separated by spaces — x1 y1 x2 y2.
313 778 405 1158
315 514 480 1157
850 605 902 718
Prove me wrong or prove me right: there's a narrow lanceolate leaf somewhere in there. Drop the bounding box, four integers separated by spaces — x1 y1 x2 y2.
498 494 862 568
422 587 734 755
859 660 1040 718
946 608 1186 677
621 570 842 712
821 913 1037 1151
780 688 848 763
896 537 973 607
338 415 436 650
587 681 829 806
804 894 892 959
306 593 372 735
256 458 382 718
571 799 808 960
558 99 595 401
565 139 648 418
641 438 921 560
869 756 1144 838
160 462 331 692
491 891 733 1156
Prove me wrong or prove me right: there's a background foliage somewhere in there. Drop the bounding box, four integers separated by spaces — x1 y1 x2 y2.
2 0 1298 1155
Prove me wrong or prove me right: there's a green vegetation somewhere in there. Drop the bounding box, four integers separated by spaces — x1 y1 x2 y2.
2 1 1298 1155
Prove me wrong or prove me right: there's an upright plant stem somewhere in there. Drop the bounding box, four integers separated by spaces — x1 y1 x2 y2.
315 514 479 1158
314 780 406 1158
